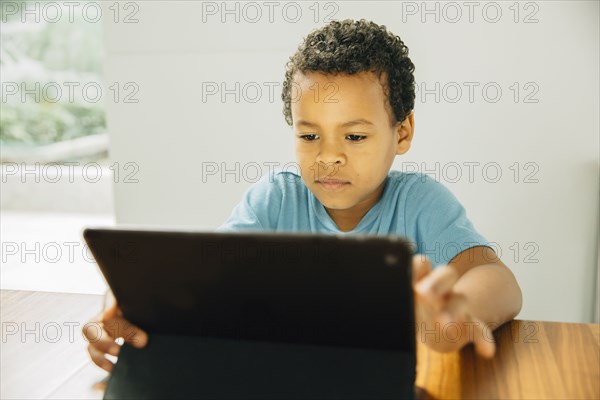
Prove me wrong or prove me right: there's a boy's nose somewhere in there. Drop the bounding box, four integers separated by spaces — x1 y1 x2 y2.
315 143 346 166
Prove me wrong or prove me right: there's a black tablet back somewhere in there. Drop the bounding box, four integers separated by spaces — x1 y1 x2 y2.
83 229 416 399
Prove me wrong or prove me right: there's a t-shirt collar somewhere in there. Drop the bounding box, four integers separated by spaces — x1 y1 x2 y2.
310 175 391 234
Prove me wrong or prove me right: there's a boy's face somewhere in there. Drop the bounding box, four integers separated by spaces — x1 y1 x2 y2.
291 71 414 216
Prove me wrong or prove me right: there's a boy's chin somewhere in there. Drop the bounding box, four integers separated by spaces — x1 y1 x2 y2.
307 183 362 210
314 195 357 211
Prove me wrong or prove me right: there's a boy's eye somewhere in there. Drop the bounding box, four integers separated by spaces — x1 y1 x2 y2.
299 134 319 141
346 134 366 142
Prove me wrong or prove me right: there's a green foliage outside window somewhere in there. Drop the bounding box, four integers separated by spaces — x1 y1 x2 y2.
1 2 105 148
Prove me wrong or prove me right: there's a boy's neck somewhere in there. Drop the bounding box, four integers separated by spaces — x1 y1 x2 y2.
325 207 369 232
324 179 387 232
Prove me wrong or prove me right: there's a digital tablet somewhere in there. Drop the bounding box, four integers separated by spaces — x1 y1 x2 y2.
83 228 417 399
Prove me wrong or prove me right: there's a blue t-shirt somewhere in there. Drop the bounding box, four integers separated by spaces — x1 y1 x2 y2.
216 170 490 268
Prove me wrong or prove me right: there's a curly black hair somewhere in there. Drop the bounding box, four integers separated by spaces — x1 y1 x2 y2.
281 19 416 127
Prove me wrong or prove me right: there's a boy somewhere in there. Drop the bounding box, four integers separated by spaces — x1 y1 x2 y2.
85 19 522 372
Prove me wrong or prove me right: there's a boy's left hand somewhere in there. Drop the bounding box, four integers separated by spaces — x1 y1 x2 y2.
412 255 496 358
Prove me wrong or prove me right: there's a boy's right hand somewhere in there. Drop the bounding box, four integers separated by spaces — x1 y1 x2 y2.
83 303 149 372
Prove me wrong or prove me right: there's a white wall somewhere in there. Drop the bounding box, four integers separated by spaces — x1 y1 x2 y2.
104 1 599 323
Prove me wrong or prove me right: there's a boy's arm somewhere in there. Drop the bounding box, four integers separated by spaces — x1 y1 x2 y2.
414 246 523 357
450 246 523 330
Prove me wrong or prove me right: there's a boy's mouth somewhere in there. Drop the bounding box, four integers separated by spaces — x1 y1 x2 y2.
316 178 351 192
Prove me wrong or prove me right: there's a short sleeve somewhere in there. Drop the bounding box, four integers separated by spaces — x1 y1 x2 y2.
215 172 282 232
404 174 492 268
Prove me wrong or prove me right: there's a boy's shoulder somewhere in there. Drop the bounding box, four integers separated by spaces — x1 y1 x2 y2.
387 170 432 186
385 170 459 205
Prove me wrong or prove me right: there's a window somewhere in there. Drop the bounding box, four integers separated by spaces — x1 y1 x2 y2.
1 2 113 295
1 1 107 162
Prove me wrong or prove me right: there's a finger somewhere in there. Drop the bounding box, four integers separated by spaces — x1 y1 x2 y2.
103 316 148 349
442 294 496 358
415 265 460 305
471 315 496 358
412 254 432 285
89 327 122 357
82 321 122 357
82 321 105 343
102 302 120 320
412 255 432 320
88 344 115 372
86 304 111 328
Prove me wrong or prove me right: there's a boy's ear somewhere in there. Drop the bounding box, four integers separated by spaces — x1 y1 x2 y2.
395 111 414 155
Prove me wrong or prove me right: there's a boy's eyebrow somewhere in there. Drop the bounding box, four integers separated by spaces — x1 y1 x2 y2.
296 119 375 128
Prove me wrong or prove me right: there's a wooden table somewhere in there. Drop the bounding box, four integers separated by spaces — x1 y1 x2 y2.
415 321 599 399
1 289 598 399
1 290 108 399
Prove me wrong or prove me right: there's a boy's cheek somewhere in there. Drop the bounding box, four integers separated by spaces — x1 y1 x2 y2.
296 159 318 181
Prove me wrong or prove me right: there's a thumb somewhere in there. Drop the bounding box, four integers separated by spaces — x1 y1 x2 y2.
471 315 496 358
412 254 432 286
102 302 119 319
